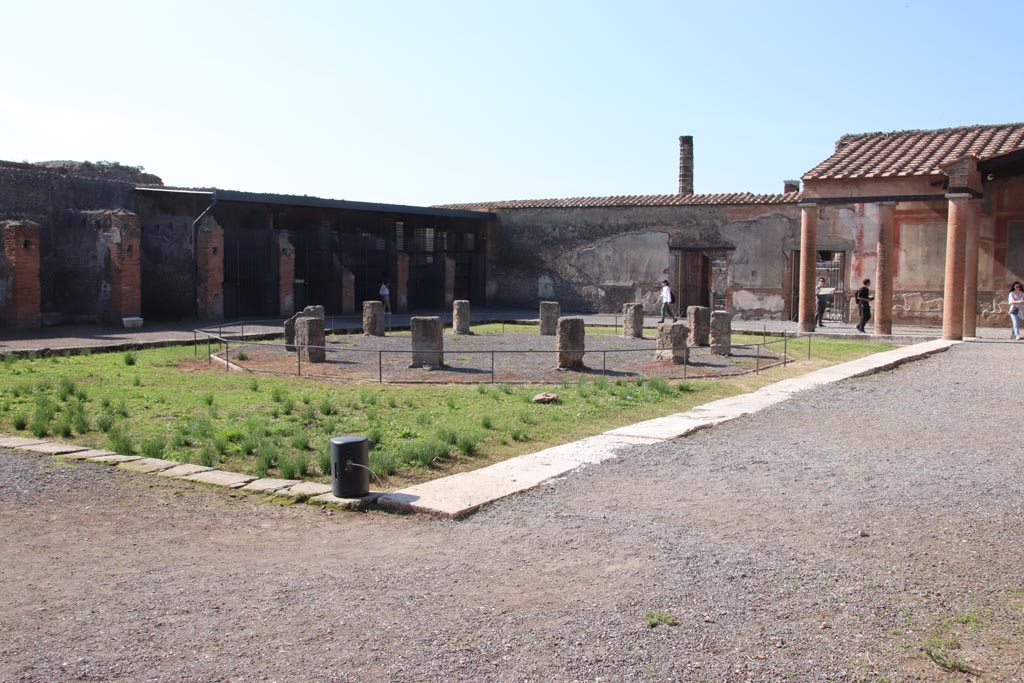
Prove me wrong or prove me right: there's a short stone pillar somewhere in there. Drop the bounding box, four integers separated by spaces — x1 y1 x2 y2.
410 316 444 369
363 301 385 336
556 317 585 370
623 303 644 338
655 322 689 364
453 300 471 335
295 316 326 363
341 268 355 314
687 306 710 346
285 306 325 351
710 311 733 356
540 301 560 336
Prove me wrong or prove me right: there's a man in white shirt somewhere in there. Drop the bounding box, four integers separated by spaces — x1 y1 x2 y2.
658 280 676 323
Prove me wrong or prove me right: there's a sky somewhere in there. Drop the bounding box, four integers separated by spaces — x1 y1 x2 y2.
3 0 1023 206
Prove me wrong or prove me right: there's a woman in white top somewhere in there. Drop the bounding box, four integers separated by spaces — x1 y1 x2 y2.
1009 281 1024 339
379 279 391 314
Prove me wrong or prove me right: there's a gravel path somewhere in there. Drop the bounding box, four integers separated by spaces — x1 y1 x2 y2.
1 342 1022 682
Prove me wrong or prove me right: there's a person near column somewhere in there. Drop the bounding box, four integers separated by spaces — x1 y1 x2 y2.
657 280 676 323
379 279 391 314
815 277 828 328
855 278 873 333
1008 281 1024 340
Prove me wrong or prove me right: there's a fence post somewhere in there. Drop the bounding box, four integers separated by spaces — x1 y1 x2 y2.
225 339 229 371
207 336 211 364
808 334 811 360
603 351 607 376
756 344 761 374
297 349 301 376
379 350 383 383
783 330 788 365
491 351 495 384
194 331 197 357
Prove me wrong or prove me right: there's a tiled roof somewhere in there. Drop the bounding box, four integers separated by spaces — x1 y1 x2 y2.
436 191 800 211
803 123 1024 180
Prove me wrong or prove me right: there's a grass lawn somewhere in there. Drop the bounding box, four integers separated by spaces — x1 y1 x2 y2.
0 330 896 490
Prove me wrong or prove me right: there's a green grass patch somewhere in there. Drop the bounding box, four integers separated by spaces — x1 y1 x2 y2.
0 337 895 489
644 610 680 628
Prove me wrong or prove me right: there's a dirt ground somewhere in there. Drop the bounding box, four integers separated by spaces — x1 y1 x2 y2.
1 341 1022 683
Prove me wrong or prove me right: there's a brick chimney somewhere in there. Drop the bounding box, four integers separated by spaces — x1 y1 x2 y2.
678 135 694 195
783 179 801 194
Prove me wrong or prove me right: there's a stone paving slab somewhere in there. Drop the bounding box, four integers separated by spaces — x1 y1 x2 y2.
117 458 179 474
380 339 958 518
88 454 142 465
181 470 256 488
241 478 301 493
157 464 213 478
0 436 48 448
17 442 92 455
309 491 383 510
59 449 117 460
276 482 333 500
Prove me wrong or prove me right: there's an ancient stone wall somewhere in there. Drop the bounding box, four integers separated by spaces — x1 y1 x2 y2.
486 204 800 315
0 221 41 328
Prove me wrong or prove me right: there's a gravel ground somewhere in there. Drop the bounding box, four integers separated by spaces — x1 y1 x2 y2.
1 341 1022 683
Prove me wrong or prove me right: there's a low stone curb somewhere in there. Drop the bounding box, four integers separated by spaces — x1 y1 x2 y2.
18 443 91 455
89 454 142 465
182 470 256 489
157 464 213 478
117 457 179 474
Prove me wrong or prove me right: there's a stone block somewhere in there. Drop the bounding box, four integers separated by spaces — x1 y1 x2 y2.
687 306 710 346
710 311 733 355
295 315 326 363
122 316 143 329
18 443 90 455
117 457 179 474
241 477 300 493
310 491 383 511
59 449 116 460
182 470 256 488
301 305 325 320
622 303 644 338
363 301 385 336
539 301 560 336
655 322 689 364
284 311 300 351
88 454 142 465
556 317 585 370
0 436 47 448
157 464 213 478
453 300 471 335
410 316 444 369
277 481 333 500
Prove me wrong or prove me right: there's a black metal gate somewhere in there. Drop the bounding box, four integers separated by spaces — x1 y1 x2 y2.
224 228 276 319
789 251 847 322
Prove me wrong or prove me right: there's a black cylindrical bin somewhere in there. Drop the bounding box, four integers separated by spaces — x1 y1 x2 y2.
330 435 370 498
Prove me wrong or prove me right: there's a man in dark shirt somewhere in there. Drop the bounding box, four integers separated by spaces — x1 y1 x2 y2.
855 278 873 333
815 277 829 328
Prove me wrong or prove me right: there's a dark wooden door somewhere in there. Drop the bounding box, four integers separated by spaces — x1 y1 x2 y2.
675 250 711 312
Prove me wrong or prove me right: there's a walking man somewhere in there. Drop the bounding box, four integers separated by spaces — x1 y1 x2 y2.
855 278 873 333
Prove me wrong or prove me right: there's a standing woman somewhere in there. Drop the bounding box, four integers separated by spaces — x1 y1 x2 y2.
1008 281 1024 340
854 278 873 333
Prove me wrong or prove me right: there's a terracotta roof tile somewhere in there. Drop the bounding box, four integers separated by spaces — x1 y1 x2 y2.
803 123 1024 180
435 191 800 212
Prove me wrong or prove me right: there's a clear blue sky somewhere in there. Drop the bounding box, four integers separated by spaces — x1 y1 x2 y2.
3 0 1022 206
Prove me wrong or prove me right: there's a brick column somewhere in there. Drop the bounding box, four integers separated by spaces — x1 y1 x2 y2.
278 232 295 318
942 194 969 340
2 221 41 328
341 267 355 314
797 203 817 333
107 211 141 323
873 202 895 335
443 255 456 307
395 252 409 313
196 216 224 320
962 199 981 337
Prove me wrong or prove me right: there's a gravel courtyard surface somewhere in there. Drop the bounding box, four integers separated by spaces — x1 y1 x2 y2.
1 342 1022 683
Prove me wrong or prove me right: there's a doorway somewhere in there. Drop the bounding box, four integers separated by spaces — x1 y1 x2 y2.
674 250 712 312
788 250 847 322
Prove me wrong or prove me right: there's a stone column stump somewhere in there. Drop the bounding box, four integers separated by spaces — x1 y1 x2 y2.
410 316 444 369
452 300 471 335
687 306 710 346
556 317 585 370
710 311 733 356
295 316 326 363
655 322 689 364
623 303 644 338
363 301 385 336
539 301 560 336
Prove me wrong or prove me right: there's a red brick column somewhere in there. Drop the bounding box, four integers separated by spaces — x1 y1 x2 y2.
797 203 818 333
107 211 141 322
196 216 224 320
942 194 969 340
2 221 42 328
341 267 355 314
873 202 895 335
396 252 409 313
278 232 295 317
443 255 456 307
962 199 981 337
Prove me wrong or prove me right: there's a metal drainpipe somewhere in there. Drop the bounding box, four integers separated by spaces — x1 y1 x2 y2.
191 197 217 319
